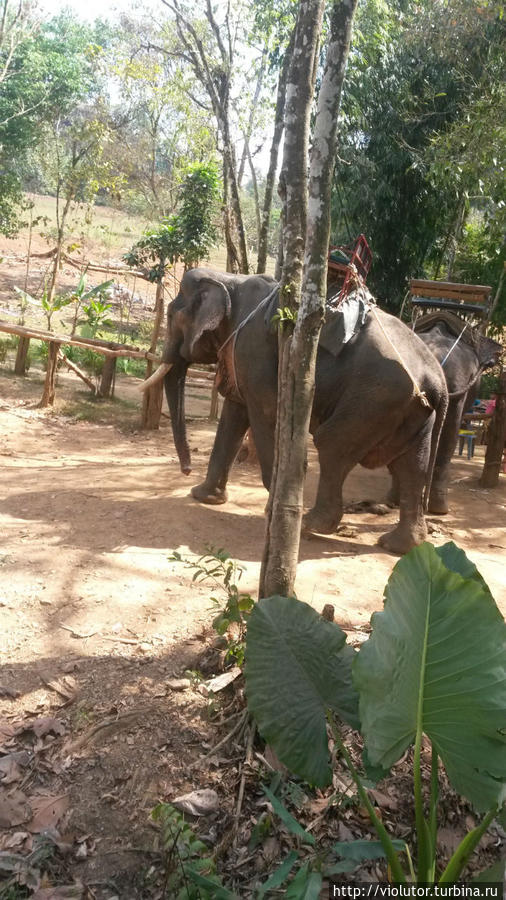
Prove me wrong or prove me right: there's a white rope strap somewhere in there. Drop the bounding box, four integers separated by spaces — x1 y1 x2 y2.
370 306 432 409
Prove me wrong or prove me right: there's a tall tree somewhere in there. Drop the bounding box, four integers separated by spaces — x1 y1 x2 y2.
0 10 103 233
260 0 358 598
331 0 505 310
159 0 250 272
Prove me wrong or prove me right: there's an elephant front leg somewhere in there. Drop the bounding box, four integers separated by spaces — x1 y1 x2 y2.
302 451 354 535
191 399 249 505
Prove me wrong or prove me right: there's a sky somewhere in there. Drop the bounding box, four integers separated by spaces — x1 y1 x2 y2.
41 0 158 22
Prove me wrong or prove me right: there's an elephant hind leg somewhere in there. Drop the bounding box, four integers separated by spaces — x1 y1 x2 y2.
379 434 431 555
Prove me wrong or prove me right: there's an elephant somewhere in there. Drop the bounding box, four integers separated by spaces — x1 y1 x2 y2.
144 267 448 554
388 312 502 514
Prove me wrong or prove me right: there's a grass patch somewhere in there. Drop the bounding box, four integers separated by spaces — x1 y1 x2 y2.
59 392 139 429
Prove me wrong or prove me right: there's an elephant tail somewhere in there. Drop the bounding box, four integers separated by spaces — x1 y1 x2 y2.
423 390 449 513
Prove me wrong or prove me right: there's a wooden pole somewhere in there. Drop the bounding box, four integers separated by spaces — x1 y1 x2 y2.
99 357 116 398
479 368 506 488
38 342 61 408
0 320 159 362
14 337 31 375
58 351 96 393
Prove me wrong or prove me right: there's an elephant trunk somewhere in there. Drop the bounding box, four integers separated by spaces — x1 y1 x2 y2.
164 358 191 475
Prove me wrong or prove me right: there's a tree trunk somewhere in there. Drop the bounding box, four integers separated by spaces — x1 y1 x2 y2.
257 30 295 275
14 337 30 375
479 368 506 488
260 0 359 599
142 278 165 429
99 357 116 398
39 341 61 408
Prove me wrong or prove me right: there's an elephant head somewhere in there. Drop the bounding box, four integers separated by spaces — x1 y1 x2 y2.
141 269 233 475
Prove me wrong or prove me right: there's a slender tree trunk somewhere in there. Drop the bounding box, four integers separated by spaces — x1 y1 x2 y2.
238 49 267 187
39 341 61 408
257 31 295 275
247 147 261 248
260 0 359 599
142 278 165 429
479 368 506 488
48 192 73 304
446 195 467 280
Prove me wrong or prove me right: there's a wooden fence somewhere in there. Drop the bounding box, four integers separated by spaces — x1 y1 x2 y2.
0 319 218 418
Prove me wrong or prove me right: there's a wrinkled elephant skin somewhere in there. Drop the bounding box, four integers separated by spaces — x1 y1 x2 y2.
162 268 448 555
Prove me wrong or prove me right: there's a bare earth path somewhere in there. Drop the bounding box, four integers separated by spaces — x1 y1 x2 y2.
0 367 505 895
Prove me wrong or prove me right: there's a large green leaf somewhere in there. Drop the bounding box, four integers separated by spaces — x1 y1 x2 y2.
354 542 506 812
245 595 359 788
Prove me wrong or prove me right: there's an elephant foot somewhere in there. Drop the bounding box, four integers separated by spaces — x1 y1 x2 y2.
385 488 400 508
378 522 426 556
191 482 228 505
426 493 449 515
302 508 338 535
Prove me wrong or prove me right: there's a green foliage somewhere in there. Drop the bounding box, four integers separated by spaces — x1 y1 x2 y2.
245 542 506 885
151 803 234 899
80 298 113 336
245 595 359 787
177 162 220 267
0 11 106 233
14 285 72 331
170 547 254 666
333 0 505 312
124 217 182 282
271 306 297 332
124 162 220 279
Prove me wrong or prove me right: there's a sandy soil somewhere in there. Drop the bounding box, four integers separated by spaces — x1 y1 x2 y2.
0 363 505 898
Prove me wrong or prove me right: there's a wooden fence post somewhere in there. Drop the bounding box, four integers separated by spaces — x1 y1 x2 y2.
479 367 506 488
38 341 61 408
99 357 116 398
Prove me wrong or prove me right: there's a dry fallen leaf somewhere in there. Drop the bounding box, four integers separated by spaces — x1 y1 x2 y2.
0 788 31 827
27 793 70 833
0 757 22 784
0 830 32 852
31 885 84 899
172 788 219 816
206 666 242 693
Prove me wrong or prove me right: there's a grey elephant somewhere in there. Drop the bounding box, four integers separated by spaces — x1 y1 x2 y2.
389 312 501 514
144 267 448 554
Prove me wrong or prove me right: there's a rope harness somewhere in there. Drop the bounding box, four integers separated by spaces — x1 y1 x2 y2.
216 284 279 403
369 305 432 409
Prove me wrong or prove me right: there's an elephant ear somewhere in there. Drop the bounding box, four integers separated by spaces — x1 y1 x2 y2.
190 277 232 354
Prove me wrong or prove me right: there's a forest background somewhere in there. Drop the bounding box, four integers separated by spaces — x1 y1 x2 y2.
0 0 504 326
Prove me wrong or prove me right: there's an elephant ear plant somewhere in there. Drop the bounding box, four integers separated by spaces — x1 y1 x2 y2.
245 542 506 885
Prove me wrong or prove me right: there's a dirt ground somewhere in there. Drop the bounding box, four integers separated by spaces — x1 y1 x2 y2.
1 219 505 897
0 360 505 897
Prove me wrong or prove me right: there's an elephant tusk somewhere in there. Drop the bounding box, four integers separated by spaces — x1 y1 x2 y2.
139 362 173 391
